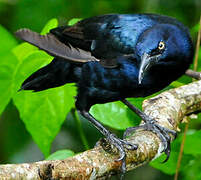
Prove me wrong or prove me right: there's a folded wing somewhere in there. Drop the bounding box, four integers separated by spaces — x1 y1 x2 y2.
15 28 99 63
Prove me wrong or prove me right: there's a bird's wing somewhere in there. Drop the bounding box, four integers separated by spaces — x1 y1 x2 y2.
15 14 137 68
49 15 122 67
50 25 91 52
15 28 99 63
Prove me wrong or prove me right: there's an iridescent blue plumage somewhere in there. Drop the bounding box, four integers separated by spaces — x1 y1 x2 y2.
15 13 194 176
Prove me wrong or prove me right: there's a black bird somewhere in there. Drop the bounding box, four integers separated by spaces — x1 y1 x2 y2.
15 13 194 173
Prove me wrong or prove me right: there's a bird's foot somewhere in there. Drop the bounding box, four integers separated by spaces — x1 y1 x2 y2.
102 133 138 174
123 116 176 162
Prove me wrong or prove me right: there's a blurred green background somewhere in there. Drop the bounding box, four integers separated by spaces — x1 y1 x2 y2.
0 0 201 179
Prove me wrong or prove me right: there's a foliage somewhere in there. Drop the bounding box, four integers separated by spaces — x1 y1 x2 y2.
46 149 75 160
0 19 76 157
0 4 201 179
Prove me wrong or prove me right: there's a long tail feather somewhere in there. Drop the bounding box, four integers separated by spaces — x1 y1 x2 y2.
20 59 76 91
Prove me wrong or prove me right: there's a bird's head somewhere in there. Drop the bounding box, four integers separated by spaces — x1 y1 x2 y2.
135 23 193 84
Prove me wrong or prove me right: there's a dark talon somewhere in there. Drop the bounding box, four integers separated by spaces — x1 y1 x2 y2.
124 117 176 162
161 141 171 163
120 159 126 178
123 125 145 138
126 143 138 150
155 124 177 140
153 124 174 162
80 111 137 177
152 125 169 151
174 132 178 139
119 139 138 150
121 99 177 163
106 133 138 175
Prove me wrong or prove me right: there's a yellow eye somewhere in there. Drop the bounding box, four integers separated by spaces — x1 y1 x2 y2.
158 41 165 50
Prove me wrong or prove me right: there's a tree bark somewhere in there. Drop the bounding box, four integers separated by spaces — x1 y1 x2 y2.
1 80 201 180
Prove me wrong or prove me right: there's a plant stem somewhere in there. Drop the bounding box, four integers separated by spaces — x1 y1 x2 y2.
193 16 201 71
174 121 189 180
71 108 90 150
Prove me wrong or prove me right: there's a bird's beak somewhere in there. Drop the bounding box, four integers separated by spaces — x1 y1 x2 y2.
138 53 160 84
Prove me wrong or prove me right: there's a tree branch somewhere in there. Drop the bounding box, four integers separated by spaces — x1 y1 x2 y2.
1 79 201 179
185 69 201 80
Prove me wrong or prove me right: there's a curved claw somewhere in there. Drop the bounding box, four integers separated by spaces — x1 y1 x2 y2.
126 144 138 150
123 125 145 138
152 124 175 161
152 126 169 152
121 158 126 175
124 118 176 164
154 124 175 162
155 124 177 140
115 152 126 162
161 141 171 163
119 139 138 150
106 134 138 174
123 127 135 138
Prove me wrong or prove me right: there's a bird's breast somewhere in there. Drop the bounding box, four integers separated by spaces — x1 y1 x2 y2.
81 61 140 92
79 61 179 101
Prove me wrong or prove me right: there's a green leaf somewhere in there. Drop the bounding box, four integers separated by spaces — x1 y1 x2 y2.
89 86 173 130
13 84 76 157
150 134 193 175
184 130 201 155
0 24 17 53
12 51 76 157
41 18 58 35
68 18 82 26
0 52 19 114
12 51 53 91
170 81 185 88
150 152 192 175
197 48 201 71
89 87 172 130
12 42 37 62
190 23 200 35
11 19 76 157
90 100 141 130
46 149 75 160
0 25 19 114
181 157 201 180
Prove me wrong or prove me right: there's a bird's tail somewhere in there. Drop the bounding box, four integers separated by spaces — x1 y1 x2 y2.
20 58 78 92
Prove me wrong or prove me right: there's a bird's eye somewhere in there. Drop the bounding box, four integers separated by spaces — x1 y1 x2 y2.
158 41 165 50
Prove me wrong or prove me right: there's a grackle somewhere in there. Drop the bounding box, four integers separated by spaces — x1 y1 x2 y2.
15 13 194 174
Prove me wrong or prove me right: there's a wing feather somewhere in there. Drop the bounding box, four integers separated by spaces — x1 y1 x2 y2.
15 28 99 63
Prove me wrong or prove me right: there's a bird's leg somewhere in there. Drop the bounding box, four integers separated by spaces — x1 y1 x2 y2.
80 110 138 174
121 99 177 162
185 69 201 80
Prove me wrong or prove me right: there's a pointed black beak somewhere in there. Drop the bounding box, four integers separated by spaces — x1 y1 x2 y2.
138 53 160 84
